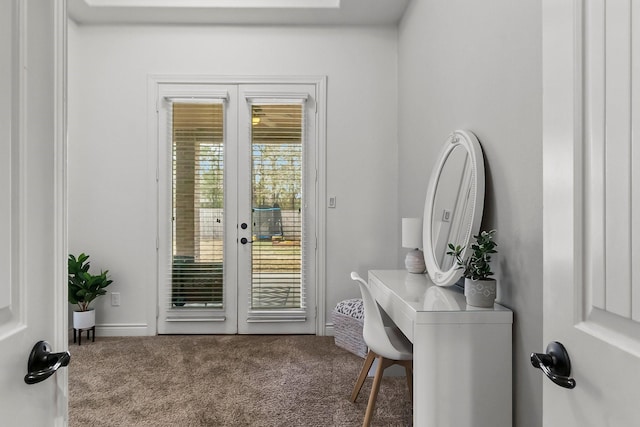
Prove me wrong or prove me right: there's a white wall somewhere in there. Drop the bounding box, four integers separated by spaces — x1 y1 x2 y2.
68 23 399 334
398 1 542 426
70 7 544 424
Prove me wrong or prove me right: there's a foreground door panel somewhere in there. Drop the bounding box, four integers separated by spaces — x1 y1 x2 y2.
542 1 640 424
0 1 68 425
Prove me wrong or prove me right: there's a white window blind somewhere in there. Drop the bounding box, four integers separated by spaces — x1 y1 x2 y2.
250 102 306 310
169 101 225 310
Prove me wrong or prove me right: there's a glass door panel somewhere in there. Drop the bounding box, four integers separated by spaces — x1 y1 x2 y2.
251 103 303 310
171 102 225 309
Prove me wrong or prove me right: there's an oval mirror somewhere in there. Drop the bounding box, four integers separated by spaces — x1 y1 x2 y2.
423 130 485 286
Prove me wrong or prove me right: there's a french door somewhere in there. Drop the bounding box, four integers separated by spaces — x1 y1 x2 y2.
156 81 318 334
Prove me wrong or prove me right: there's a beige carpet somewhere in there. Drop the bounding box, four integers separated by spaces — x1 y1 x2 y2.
68 335 412 426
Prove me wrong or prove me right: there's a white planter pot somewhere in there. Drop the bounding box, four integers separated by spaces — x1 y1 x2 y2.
464 278 497 308
73 309 96 330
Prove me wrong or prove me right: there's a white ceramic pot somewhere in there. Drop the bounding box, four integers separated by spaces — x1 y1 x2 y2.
73 309 96 330
464 278 496 308
405 248 426 274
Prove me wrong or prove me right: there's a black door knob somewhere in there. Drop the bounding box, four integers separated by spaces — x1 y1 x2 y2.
241 223 248 229
24 341 71 385
530 341 576 389
240 237 250 244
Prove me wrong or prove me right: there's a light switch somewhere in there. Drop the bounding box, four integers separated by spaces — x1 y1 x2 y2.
111 292 121 306
328 196 336 208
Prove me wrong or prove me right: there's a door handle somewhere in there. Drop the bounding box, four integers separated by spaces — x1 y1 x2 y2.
24 341 71 385
240 237 252 245
530 341 576 389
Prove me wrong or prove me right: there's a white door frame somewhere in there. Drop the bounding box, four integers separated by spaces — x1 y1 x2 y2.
148 75 328 336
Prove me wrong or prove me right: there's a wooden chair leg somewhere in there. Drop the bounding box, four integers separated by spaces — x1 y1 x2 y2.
403 361 413 403
351 350 376 402
362 357 393 427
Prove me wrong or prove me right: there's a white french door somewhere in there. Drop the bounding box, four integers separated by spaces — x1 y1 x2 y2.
156 80 318 335
237 85 317 334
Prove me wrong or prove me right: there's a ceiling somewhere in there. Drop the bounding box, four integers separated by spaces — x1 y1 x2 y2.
67 0 410 26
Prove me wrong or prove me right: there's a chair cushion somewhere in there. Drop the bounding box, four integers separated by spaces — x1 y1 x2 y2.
334 298 364 320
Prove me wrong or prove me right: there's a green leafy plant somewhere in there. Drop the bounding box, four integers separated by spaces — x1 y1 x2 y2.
68 253 113 312
446 230 498 281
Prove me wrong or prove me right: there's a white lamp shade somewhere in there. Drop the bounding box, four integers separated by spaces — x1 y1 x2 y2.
402 217 423 249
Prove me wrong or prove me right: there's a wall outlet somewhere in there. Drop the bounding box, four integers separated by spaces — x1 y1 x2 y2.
111 292 121 306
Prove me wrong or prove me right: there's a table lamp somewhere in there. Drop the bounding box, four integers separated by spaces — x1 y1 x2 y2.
402 217 426 273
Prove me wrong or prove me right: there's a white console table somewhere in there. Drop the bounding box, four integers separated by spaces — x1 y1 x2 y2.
368 270 513 427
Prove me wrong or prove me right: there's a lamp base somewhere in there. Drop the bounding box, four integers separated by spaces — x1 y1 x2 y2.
405 249 426 274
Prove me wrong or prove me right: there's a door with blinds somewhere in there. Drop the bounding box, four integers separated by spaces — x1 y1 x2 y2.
156 82 317 334
236 86 316 334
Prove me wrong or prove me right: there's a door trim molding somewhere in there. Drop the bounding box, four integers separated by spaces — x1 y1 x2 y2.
148 75 328 335
54 0 68 350
53 0 68 423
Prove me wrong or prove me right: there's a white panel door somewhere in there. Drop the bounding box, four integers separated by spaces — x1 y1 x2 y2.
542 0 640 425
0 0 68 425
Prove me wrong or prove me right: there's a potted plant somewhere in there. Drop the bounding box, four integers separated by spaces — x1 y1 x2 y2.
446 230 498 308
68 253 113 330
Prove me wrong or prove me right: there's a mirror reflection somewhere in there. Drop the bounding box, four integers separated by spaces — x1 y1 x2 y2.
431 145 472 271
423 130 484 287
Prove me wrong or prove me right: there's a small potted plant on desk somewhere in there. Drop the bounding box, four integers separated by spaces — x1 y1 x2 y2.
447 230 498 308
68 253 113 344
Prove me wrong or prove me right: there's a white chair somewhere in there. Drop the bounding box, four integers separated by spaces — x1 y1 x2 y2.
349 272 413 427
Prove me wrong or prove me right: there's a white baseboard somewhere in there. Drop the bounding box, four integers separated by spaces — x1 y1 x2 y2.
324 323 334 336
70 323 334 338
69 323 151 338
97 323 150 336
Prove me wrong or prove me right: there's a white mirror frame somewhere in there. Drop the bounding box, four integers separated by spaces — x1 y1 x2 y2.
423 130 485 286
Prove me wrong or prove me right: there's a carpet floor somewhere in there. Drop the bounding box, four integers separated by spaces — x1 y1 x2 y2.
68 335 412 426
